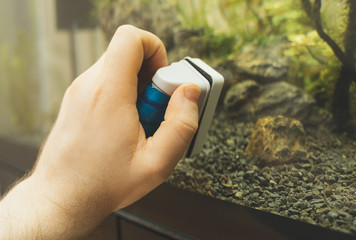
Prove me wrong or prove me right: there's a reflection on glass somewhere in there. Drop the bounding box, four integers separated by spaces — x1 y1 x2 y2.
0 0 40 140
0 0 105 144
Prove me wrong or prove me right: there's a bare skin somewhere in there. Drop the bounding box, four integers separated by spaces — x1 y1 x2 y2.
0 25 200 240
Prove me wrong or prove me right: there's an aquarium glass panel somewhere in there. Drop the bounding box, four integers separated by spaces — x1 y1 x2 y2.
94 0 356 235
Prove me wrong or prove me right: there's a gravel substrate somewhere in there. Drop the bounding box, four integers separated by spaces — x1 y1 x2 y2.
167 112 356 236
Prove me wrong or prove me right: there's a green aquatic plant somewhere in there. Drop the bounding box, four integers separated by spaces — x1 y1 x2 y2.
204 31 237 59
192 28 237 60
285 30 341 112
175 0 303 46
91 0 116 7
300 0 356 129
92 0 356 128
174 0 356 128
175 0 210 28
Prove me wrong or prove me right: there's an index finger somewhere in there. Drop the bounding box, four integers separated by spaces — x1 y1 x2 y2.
101 25 168 103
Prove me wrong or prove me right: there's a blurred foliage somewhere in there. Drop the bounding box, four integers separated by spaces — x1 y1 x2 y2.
174 0 305 48
90 0 117 19
285 31 341 110
173 0 351 116
198 29 237 60
0 29 39 134
92 0 353 116
293 0 354 120
91 0 116 7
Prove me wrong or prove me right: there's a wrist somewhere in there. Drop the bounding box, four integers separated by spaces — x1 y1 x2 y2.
0 171 113 240
0 176 48 239
33 138 117 216
30 167 114 235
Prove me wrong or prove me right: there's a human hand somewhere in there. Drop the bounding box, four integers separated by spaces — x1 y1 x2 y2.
0 25 200 239
35 24 201 211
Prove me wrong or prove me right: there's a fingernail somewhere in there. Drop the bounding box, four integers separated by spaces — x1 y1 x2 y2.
184 84 201 103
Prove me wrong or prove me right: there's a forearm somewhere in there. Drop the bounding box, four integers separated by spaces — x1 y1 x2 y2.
0 177 50 239
0 174 110 240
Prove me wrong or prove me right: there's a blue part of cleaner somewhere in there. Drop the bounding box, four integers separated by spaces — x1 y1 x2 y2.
137 83 171 137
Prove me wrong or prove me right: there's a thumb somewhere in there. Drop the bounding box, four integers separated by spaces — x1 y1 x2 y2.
143 83 201 171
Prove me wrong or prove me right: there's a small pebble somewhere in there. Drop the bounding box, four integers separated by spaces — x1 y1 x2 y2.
234 191 243 199
324 187 333 197
269 180 277 185
327 210 339 219
222 183 233 188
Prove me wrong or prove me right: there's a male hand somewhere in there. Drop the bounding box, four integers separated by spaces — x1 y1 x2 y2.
0 25 200 240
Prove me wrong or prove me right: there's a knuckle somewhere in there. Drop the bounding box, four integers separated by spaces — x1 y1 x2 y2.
113 25 143 46
114 25 142 42
116 24 137 34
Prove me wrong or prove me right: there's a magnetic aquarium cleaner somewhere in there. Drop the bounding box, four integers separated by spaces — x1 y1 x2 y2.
137 57 224 158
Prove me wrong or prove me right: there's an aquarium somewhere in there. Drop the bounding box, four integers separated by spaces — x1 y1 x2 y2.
95 0 356 237
1 0 355 238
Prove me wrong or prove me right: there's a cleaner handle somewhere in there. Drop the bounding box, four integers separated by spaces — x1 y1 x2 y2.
137 83 170 137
